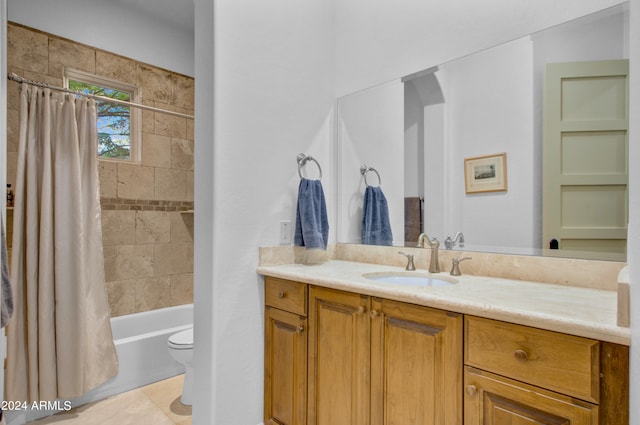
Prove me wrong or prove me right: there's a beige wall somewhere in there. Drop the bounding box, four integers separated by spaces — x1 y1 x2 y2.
6 22 194 317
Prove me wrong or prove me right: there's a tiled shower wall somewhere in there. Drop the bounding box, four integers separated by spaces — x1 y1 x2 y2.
5 22 195 317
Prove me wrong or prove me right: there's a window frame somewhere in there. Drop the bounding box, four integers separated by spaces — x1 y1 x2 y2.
63 67 142 163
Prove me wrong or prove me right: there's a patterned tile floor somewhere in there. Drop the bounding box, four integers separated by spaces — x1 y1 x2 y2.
27 375 191 425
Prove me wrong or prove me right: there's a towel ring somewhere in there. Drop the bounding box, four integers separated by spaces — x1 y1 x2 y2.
360 165 382 187
297 153 322 180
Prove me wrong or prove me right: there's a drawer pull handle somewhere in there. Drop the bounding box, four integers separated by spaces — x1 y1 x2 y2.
370 310 379 318
514 349 528 361
278 291 286 299
465 385 477 397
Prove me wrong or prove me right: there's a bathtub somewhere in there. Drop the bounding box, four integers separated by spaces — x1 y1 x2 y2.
85 303 193 402
8 304 193 425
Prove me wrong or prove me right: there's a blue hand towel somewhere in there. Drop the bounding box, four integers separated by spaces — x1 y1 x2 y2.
294 178 329 250
1 215 14 328
362 186 393 246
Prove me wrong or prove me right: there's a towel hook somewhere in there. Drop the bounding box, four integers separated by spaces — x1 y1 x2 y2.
297 153 322 180
360 165 382 187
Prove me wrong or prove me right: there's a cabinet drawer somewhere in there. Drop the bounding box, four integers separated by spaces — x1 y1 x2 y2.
464 316 599 403
265 277 307 316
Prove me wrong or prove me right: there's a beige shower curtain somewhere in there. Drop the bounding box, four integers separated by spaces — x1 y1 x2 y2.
5 83 118 402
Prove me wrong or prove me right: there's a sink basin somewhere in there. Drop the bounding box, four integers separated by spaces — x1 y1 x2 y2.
363 272 456 287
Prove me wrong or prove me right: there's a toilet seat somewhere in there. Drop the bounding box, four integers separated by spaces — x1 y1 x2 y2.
168 327 193 350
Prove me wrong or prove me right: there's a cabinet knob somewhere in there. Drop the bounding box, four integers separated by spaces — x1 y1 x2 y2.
514 349 528 361
356 306 365 315
278 291 286 299
296 326 304 333
465 385 477 396
370 310 379 318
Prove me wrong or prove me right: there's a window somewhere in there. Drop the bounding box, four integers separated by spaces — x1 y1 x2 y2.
64 68 141 162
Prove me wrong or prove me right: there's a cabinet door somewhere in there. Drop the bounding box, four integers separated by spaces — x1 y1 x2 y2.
308 287 370 425
371 298 463 425
464 367 598 425
264 307 307 425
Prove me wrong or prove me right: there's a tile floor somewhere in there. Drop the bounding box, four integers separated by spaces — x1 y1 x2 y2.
26 375 191 425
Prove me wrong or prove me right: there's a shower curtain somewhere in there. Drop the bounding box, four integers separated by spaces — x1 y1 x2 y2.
5 84 119 403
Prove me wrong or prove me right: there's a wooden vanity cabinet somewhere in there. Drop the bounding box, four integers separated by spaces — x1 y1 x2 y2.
264 277 308 425
263 277 628 425
308 286 463 425
463 316 629 425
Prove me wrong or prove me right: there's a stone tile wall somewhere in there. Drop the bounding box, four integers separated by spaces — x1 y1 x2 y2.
6 22 194 316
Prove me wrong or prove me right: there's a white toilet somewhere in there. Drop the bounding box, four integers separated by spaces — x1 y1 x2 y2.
167 326 194 405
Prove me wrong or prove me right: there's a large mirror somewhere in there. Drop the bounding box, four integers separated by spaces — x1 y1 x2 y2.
336 3 629 261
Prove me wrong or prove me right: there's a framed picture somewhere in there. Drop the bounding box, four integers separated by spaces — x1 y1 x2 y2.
464 153 508 194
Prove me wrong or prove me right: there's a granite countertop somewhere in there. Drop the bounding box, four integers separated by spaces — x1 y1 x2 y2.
257 260 630 346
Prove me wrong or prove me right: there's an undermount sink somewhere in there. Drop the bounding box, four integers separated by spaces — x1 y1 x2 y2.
363 272 457 287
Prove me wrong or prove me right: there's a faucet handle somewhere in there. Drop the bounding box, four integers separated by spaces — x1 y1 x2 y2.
444 232 464 249
452 256 472 264
444 236 454 249
450 256 472 276
398 251 416 271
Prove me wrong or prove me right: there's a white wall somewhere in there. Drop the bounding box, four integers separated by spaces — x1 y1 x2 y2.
193 0 335 422
7 0 194 77
192 0 215 423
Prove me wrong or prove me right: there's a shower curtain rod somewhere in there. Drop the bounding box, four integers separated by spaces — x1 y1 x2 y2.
7 73 194 120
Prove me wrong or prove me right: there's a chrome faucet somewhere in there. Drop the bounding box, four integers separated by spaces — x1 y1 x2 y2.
444 232 465 250
398 252 416 271
416 233 440 273
450 256 472 276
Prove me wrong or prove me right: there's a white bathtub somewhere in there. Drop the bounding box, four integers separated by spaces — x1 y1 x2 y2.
87 303 193 401
8 304 193 425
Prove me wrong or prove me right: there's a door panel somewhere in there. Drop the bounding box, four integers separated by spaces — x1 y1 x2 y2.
561 131 626 175
561 75 626 121
561 186 627 228
543 60 628 256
